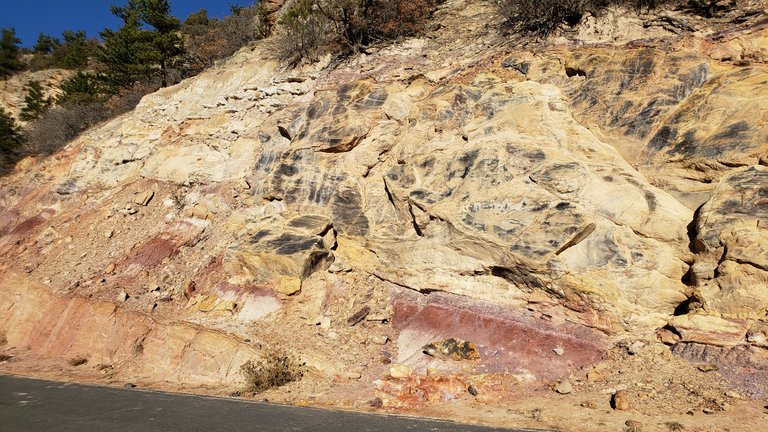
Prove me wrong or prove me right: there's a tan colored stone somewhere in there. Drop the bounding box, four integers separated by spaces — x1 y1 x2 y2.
134 191 155 206
334 371 362 382
667 314 751 346
747 321 768 348
656 328 681 345
277 276 302 296
690 167 768 321
0 271 258 386
612 390 631 411
586 369 602 382
555 380 573 394
389 364 413 379
186 203 212 220
371 335 389 345
3 4 768 400
187 294 236 313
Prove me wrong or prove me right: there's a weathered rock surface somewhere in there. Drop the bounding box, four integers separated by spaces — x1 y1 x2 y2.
224 213 336 294
393 291 608 380
0 271 258 386
692 166 768 318
661 165 768 350
0 69 72 122
529 25 768 210
1 0 768 427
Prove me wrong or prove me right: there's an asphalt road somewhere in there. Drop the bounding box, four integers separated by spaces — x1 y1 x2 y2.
0 375 544 432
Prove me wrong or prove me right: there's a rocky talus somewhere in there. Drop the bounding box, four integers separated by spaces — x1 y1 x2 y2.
1 1 767 430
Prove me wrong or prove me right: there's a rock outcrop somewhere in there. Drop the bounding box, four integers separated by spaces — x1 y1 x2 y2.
0 69 71 122
1 0 768 428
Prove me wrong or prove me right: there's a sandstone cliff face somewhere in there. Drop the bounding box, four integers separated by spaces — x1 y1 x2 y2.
1 0 767 428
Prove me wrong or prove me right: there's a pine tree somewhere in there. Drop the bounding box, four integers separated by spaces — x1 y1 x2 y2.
183 8 210 29
60 30 91 69
98 11 155 90
57 71 105 104
0 28 24 78
0 107 22 155
33 33 61 54
99 0 184 89
19 81 52 121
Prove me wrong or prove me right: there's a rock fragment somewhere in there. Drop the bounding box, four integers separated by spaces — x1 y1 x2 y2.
335 371 362 381
611 390 631 411
347 306 370 326
278 276 302 296
389 364 413 378
134 191 155 206
371 335 389 345
657 328 681 345
555 380 573 394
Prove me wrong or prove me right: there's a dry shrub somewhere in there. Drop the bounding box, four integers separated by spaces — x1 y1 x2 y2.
685 0 736 17
365 0 444 41
497 0 682 36
274 0 334 64
273 0 445 64
0 332 7 346
183 4 271 74
665 421 685 431
131 337 145 355
24 104 107 155
240 350 305 393
68 355 88 366
23 83 155 157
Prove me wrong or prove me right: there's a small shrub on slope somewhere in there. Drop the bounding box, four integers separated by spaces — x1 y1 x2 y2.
241 350 305 393
497 0 682 37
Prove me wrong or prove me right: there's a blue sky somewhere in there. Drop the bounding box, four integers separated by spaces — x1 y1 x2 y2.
1 1 255 47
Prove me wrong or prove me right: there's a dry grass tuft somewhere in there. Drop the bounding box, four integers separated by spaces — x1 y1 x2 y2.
68 355 88 367
241 350 305 393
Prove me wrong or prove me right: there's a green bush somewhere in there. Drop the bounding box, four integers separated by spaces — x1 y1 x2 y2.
0 28 24 78
57 72 107 104
275 0 331 64
27 31 97 72
0 107 21 155
19 81 52 122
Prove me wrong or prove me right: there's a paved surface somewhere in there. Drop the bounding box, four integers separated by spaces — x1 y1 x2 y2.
0 375 544 432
